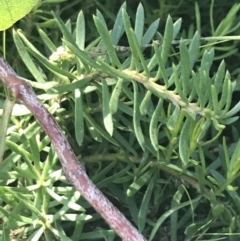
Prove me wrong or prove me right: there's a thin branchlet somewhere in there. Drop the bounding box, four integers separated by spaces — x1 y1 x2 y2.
0 56 147 241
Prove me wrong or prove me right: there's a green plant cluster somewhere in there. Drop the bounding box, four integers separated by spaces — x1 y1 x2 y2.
1 1 240 241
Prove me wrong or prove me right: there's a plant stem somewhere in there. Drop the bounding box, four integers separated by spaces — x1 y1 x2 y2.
0 57 147 241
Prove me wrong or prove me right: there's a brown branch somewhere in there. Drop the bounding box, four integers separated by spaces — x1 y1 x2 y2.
0 57 147 241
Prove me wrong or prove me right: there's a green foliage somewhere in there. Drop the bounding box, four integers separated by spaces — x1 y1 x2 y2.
1 0 240 240
0 0 39 30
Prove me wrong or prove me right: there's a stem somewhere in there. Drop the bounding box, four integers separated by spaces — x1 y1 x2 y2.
0 57 147 241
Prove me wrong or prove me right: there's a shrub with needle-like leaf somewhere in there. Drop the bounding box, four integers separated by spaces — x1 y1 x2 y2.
1 1 240 240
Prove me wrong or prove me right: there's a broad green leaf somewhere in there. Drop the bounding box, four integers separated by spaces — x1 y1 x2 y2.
0 0 38 30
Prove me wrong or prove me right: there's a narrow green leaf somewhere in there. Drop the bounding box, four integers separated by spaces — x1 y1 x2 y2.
199 69 208 108
153 42 168 86
180 40 191 97
48 77 91 94
214 60 225 94
188 31 200 69
96 9 108 31
229 140 240 173
5 140 40 178
0 187 45 222
194 2 201 34
167 105 181 132
179 118 191 166
0 98 15 164
83 110 118 146
218 71 231 111
221 117 238 126
122 9 141 71
161 15 173 65
26 228 44 241
149 99 163 151
97 166 131 189
214 4 240 36
92 161 117 183
13 29 46 83
200 48 214 75
138 176 155 232
98 59 133 80
76 11 85 50
63 39 100 71
75 89 84 146
140 91 152 115
85 119 102 142
113 130 137 155
51 11 78 47
102 79 114 136
38 28 57 52
197 119 211 142
109 78 123 114
111 2 126 45
132 81 145 151
134 3 144 44
170 186 185 241
211 85 219 115
17 30 75 80
224 101 240 119
173 64 188 104
149 197 201 241
127 169 153 197
29 135 40 170
93 16 121 69
65 19 72 34
129 28 150 75
172 18 182 40
141 19 160 46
